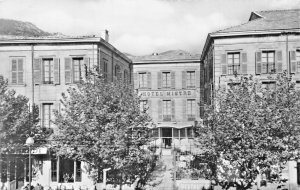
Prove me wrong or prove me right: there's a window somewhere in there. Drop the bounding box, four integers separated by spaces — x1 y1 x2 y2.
43 59 54 84
140 100 147 112
11 57 24 84
186 71 195 88
42 103 53 128
262 51 275 74
163 100 172 121
297 50 300 72
139 72 147 88
73 58 86 83
103 59 108 80
75 161 81 182
162 72 171 88
227 52 240 75
51 159 57 182
262 81 276 90
115 65 121 79
187 99 196 121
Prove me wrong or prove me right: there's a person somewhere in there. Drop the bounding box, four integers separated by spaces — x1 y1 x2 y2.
35 183 44 190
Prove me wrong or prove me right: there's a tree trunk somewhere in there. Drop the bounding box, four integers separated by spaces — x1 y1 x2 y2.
119 173 123 190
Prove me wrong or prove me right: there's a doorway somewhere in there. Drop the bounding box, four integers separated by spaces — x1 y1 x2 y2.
161 128 172 148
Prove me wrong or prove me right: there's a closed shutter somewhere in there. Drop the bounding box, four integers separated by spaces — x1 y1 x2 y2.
276 51 283 73
53 58 60 85
171 71 175 89
147 72 152 89
221 54 227 75
256 52 262 74
290 51 296 74
182 99 186 121
196 70 200 88
17 58 24 84
100 58 104 74
171 99 175 121
241 52 247 74
65 57 72 84
157 72 162 89
182 71 186 89
33 58 42 84
158 99 162 121
11 59 17 84
133 73 138 89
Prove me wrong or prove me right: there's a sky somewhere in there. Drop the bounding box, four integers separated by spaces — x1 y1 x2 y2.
0 0 299 56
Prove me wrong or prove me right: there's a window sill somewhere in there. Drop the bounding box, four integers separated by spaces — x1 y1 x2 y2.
9 84 26 87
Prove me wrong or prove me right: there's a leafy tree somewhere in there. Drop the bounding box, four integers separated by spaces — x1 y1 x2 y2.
196 72 300 190
52 72 155 189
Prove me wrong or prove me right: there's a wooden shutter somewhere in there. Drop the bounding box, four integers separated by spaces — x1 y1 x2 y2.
196 70 200 88
221 54 227 75
17 58 24 84
241 52 247 74
157 72 162 89
158 99 162 121
171 99 175 121
65 57 72 84
182 99 186 121
83 57 89 80
276 51 283 73
196 100 200 118
133 73 138 89
147 72 152 89
182 71 186 89
256 52 262 74
84 57 90 71
171 71 175 89
147 99 152 116
290 51 296 74
33 58 42 84
53 58 60 85
11 58 17 84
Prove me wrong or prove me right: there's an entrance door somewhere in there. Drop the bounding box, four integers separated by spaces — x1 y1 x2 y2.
162 128 172 148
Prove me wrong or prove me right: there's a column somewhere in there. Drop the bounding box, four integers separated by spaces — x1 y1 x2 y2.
171 128 174 148
185 128 188 139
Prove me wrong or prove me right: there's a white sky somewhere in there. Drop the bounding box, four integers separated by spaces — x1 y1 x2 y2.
0 0 299 55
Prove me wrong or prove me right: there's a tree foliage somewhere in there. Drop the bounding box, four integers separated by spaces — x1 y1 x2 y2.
52 73 156 188
196 72 300 190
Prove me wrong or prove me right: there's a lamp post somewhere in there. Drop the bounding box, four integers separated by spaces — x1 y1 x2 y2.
25 137 34 190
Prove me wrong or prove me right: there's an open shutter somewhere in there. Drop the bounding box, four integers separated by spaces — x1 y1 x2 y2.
147 72 152 89
256 52 262 74
17 58 24 84
11 58 17 84
196 70 200 88
276 51 283 73
65 57 72 84
157 72 162 89
147 99 152 116
290 51 296 74
33 58 42 84
158 99 162 121
171 99 175 121
133 73 138 89
182 71 186 89
53 58 60 85
196 100 200 118
182 99 186 121
221 54 227 75
84 57 90 71
171 71 175 89
241 52 247 74
83 57 89 80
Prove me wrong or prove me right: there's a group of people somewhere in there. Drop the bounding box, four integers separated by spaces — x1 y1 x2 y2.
23 183 44 190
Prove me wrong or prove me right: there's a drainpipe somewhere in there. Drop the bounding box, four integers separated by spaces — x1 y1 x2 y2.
31 44 35 120
285 32 289 78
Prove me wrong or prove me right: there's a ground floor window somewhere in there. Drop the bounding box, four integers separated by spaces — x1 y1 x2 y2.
50 158 82 183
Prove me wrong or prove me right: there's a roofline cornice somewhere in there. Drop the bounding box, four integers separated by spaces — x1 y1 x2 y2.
133 59 200 65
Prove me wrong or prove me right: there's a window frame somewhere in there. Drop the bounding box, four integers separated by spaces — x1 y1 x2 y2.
186 71 196 88
72 57 85 83
162 100 172 121
187 99 196 120
227 52 240 75
261 51 275 74
42 103 54 128
138 72 148 88
42 58 54 84
10 57 25 85
162 72 171 88
139 100 148 113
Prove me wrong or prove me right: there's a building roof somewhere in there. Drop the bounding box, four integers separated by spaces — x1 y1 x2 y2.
131 50 200 64
213 9 300 34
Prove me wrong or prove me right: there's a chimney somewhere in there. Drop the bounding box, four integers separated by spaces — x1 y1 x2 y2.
100 30 109 42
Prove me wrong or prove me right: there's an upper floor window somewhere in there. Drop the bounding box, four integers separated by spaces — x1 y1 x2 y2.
187 99 196 121
42 103 53 128
162 72 171 88
227 52 240 75
186 71 195 88
73 58 86 83
139 100 147 113
43 59 54 84
139 72 147 88
163 100 172 121
11 57 24 85
261 51 275 74
296 50 300 72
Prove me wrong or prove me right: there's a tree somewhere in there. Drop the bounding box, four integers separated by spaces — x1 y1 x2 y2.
196 72 300 190
52 72 156 189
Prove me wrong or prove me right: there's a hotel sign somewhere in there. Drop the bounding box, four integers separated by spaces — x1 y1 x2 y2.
139 89 195 97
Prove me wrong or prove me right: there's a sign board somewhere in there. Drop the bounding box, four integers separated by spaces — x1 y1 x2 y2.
139 90 196 98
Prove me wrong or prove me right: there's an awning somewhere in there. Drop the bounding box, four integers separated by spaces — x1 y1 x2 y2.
31 147 48 155
155 122 194 129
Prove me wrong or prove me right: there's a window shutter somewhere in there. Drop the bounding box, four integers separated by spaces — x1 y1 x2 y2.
196 100 200 118
158 99 162 121
84 57 90 71
133 73 138 89
241 52 247 74
82 57 89 80
276 51 283 73
147 99 152 116
171 99 175 121
221 54 227 75
182 99 186 121
33 58 42 84
171 71 175 89
147 72 152 89
182 71 186 89
290 51 296 74
11 59 17 84
53 58 60 85
157 72 162 89
196 71 200 88
65 57 72 84
17 58 24 84
256 52 262 74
